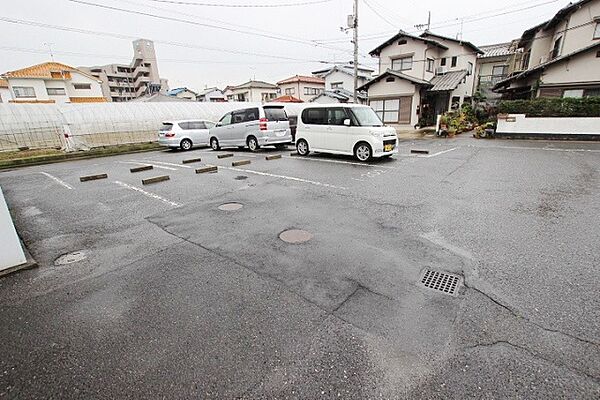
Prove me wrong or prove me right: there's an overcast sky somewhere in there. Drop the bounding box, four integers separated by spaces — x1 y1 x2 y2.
1 0 567 91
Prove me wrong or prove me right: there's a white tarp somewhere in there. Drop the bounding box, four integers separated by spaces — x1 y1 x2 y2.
0 187 26 272
0 102 307 152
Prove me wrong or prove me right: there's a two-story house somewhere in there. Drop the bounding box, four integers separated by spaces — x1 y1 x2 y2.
276 75 325 102
310 62 374 103
475 41 520 104
1 62 105 104
167 87 198 100
197 87 227 102
494 0 600 99
228 80 278 102
359 31 482 129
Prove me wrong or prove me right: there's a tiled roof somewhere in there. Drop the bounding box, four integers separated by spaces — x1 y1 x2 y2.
494 41 600 90
271 95 303 103
420 32 484 55
3 62 100 81
277 75 324 85
233 80 277 89
369 31 448 56
167 87 197 96
0 78 8 88
428 70 468 92
312 63 374 75
357 69 432 91
311 88 367 102
478 42 516 59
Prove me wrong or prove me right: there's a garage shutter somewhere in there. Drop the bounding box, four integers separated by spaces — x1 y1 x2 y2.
399 96 412 124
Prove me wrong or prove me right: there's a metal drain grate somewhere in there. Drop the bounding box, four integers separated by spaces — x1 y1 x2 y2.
418 269 462 296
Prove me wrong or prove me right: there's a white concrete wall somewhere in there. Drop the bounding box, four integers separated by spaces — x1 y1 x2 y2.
66 72 104 99
559 1 600 55
541 49 600 85
0 88 10 102
0 187 27 272
8 78 50 101
366 78 419 127
277 82 324 102
497 114 600 135
325 71 358 91
45 80 70 103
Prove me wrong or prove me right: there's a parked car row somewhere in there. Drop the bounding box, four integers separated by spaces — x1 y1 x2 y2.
158 104 397 162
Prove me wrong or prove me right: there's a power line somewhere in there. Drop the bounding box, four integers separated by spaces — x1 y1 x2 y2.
361 0 399 30
140 0 333 7
66 0 361 57
0 17 337 63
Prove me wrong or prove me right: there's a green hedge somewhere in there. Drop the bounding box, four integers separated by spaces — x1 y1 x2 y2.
497 97 600 117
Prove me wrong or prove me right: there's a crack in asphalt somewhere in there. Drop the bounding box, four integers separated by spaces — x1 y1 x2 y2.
464 340 600 384
463 281 600 348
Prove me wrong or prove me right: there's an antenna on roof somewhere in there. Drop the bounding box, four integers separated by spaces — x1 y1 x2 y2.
414 11 431 31
43 43 55 61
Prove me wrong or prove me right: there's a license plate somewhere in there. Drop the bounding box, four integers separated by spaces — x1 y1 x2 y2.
384 144 394 152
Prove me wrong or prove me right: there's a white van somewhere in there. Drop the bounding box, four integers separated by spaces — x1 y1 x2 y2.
209 105 292 151
295 104 398 162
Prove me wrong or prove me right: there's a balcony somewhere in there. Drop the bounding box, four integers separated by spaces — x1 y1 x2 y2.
478 75 508 89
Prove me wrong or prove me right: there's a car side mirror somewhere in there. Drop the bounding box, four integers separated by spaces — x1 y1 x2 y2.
343 119 351 126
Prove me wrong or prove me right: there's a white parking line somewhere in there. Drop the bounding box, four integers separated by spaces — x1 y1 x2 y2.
282 155 397 169
118 161 178 171
39 172 73 190
114 181 180 207
132 159 192 169
222 166 347 190
469 145 600 153
419 148 458 158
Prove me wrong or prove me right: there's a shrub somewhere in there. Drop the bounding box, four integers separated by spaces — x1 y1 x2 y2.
497 97 600 117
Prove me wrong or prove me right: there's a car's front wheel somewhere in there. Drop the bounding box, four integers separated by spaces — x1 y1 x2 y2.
354 142 372 162
210 137 220 151
180 139 193 151
247 136 260 152
296 139 310 156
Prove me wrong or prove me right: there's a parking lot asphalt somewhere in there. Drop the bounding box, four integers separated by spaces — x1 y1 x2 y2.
1 136 599 399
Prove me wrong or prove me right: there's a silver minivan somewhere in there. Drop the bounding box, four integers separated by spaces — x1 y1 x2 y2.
209 105 293 152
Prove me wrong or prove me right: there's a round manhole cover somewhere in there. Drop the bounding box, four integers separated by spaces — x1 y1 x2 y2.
218 202 243 211
54 251 87 266
279 229 313 244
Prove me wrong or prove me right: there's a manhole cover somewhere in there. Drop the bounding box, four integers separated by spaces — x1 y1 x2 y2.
54 251 87 266
418 269 462 296
235 175 248 180
279 229 313 244
218 202 243 211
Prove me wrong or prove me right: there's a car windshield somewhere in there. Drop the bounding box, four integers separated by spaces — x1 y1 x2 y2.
160 123 173 131
264 107 288 121
350 107 384 127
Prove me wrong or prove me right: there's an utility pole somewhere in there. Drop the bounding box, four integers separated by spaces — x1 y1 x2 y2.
352 0 359 103
414 11 431 31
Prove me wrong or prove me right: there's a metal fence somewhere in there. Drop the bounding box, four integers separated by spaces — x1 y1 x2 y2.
0 102 308 152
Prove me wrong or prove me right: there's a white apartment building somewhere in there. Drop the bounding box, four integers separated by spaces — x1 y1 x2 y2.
0 62 105 104
80 39 169 102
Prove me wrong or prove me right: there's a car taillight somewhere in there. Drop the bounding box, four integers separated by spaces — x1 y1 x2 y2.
259 118 268 131
165 132 175 137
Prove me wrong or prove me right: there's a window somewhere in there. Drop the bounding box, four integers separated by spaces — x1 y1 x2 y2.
219 113 233 126
234 108 259 123
370 99 400 123
350 107 383 127
327 108 349 125
261 92 276 102
73 83 91 90
392 56 413 71
451 56 457 67
160 123 173 132
563 89 584 98
304 87 321 95
13 86 36 98
264 107 288 121
594 22 600 39
521 51 531 70
467 62 473 76
552 36 562 59
47 88 66 95
584 88 600 97
180 121 207 130
302 108 327 125
386 77 396 82
492 65 509 77
285 87 295 95
398 39 407 45
331 82 343 89
427 58 434 73
440 58 447 66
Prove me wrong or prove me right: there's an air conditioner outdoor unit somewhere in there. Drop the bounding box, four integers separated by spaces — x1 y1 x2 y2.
436 67 448 75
